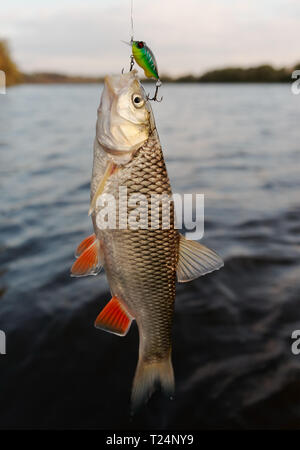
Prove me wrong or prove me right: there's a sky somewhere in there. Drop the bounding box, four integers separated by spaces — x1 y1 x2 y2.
1 0 300 76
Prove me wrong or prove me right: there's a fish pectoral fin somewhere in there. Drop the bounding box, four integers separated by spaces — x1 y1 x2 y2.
94 296 132 337
177 234 224 283
71 239 102 277
75 233 96 258
88 160 117 216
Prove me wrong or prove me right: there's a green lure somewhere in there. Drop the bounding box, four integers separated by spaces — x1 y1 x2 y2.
131 41 159 80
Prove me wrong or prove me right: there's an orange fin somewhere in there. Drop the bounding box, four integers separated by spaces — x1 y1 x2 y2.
71 240 102 277
75 233 96 258
95 296 132 336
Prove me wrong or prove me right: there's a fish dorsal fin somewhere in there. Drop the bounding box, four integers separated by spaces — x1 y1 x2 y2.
75 233 96 258
177 234 224 283
95 296 133 337
71 239 102 277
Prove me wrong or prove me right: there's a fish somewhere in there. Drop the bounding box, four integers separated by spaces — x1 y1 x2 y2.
71 70 223 412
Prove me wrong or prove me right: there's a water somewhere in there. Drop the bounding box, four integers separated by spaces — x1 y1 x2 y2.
0 83 300 429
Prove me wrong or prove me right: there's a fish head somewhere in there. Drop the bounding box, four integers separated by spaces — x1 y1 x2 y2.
96 70 154 164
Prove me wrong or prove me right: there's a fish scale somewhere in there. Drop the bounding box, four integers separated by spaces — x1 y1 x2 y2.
97 130 179 364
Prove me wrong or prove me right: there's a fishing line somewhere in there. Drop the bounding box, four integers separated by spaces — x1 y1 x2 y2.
127 0 162 101
130 0 134 42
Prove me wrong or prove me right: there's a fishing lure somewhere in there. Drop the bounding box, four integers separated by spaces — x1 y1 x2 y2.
123 0 162 101
131 40 159 80
127 40 162 102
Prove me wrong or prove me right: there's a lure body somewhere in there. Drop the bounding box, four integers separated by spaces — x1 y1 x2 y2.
132 41 159 80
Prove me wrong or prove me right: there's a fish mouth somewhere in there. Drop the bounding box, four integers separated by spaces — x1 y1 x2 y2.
101 76 117 113
104 70 138 98
101 72 137 113
104 76 117 98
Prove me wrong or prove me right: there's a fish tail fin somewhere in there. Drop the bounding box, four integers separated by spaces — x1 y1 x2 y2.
131 354 174 414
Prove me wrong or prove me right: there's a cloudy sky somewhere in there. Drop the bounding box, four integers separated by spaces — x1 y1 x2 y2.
1 0 299 76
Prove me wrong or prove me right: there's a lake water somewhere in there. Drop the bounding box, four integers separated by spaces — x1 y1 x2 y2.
0 83 300 429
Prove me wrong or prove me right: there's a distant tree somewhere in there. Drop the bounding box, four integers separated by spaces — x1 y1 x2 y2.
293 62 300 71
0 40 22 86
199 64 290 83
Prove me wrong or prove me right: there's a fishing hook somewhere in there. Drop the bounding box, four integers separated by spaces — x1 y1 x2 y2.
129 54 135 72
121 54 134 74
147 80 163 102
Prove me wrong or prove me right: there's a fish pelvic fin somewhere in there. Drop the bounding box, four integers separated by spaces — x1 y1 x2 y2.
95 296 133 337
177 233 224 283
131 353 174 414
71 238 102 277
75 233 96 258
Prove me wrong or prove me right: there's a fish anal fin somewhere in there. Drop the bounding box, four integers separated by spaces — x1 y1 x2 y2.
71 240 102 277
75 233 96 258
95 296 132 337
177 234 224 283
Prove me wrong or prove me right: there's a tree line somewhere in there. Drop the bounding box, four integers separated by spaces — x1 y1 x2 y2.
0 40 22 86
1 39 299 85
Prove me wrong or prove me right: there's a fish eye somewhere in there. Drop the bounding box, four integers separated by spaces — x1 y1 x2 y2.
132 94 145 108
137 41 144 49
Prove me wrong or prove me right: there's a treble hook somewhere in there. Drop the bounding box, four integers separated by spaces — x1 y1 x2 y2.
129 54 135 72
147 80 163 102
121 54 135 75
